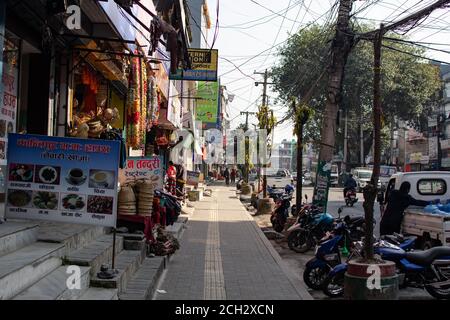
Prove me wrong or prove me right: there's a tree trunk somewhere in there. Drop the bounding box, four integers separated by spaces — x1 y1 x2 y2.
314 0 354 207
363 25 383 261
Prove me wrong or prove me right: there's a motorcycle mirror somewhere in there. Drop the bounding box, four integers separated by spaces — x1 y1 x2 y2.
305 194 308 200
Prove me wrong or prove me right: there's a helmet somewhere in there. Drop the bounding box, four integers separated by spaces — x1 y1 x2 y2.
285 184 294 193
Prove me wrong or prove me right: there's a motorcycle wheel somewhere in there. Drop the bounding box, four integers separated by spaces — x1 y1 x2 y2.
303 265 330 290
425 285 450 300
271 216 284 233
288 229 313 253
323 271 345 298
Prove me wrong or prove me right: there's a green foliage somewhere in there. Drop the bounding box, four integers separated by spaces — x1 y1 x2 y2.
272 23 441 155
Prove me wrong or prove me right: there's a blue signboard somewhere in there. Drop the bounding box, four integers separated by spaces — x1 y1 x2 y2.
5 134 120 227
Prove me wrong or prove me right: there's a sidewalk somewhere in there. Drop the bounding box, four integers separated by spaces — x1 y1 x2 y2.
155 186 312 300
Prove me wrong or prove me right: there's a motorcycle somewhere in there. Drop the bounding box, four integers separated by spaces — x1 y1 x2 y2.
287 204 336 253
322 238 450 299
345 188 358 207
303 218 361 290
269 194 292 233
303 212 398 292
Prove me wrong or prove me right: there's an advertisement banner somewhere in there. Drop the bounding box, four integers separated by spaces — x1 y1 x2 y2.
120 156 163 190
5 134 120 227
312 160 331 212
186 171 200 187
195 81 219 129
0 62 18 165
170 49 218 81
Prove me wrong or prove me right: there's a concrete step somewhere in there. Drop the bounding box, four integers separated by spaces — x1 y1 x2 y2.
177 216 189 224
165 223 184 240
35 221 107 255
119 257 166 300
79 287 118 300
64 234 124 277
13 266 90 300
0 242 65 300
90 248 145 292
0 221 39 257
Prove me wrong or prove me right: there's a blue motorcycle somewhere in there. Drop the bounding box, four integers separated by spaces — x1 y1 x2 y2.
323 238 450 299
301 212 371 290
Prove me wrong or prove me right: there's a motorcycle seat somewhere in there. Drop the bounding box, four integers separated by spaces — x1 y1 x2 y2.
405 247 450 266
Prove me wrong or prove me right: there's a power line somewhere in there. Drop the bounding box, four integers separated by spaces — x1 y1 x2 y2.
382 44 450 65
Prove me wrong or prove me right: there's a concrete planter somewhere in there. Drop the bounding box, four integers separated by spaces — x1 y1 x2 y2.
344 260 398 300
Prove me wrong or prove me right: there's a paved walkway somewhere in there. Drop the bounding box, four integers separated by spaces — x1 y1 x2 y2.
155 186 312 300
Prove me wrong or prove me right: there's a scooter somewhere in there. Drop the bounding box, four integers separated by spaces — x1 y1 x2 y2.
269 194 292 233
345 188 358 207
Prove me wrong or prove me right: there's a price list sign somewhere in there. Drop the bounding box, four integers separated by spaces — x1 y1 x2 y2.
5 134 120 227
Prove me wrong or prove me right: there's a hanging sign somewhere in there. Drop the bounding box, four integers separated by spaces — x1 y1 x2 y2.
5 134 120 227
170 49 218 81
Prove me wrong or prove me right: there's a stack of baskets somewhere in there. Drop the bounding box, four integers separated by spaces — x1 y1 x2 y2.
136 181 154 216
118 185 137 215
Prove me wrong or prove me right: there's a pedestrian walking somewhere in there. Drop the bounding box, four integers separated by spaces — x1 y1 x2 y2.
176 164 186 200
166 161 177 196
224 167 230 186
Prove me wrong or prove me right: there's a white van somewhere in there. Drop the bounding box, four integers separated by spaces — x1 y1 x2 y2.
352 167 374 193
385 172 450 248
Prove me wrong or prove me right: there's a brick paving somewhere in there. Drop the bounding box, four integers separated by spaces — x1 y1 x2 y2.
155 186 312 300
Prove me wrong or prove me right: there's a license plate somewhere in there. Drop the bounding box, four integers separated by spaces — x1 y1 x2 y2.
324 254 339 262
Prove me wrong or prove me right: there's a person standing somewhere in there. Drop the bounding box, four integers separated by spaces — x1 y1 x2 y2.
167 161 177 195
176 164 185 199
224 167 230 186
380 182 430 235
230 167 236 184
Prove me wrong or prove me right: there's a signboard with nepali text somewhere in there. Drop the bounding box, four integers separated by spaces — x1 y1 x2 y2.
120 156 163 190
170 49 218 81
186 171 200 187
5 134 120 227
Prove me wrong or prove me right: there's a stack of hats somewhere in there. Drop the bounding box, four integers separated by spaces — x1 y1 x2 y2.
118 185 137 215
87 120 104 138
137 181 154 216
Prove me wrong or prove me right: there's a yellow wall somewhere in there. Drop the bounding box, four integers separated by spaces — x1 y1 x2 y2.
109 89 125 129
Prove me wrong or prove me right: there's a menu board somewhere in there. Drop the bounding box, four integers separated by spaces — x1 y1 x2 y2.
5 134 120 227
120 157 163 190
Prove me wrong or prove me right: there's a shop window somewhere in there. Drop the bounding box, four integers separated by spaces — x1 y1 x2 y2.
417 179 446 196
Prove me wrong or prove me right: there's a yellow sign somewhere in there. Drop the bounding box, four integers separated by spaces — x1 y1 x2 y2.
170 49 218 81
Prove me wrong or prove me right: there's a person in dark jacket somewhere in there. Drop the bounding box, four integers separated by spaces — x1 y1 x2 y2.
343 174 357 198
379 181 430 236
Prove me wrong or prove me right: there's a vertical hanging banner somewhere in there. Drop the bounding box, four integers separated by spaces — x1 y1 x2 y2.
195 81 220 130
5 134 120 227
313 160 331 212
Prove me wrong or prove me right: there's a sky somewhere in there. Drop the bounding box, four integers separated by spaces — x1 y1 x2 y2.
205 0 450 143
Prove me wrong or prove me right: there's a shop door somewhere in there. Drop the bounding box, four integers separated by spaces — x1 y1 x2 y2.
26 53 50 135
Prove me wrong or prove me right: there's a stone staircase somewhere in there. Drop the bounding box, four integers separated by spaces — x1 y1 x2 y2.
0 215 189 300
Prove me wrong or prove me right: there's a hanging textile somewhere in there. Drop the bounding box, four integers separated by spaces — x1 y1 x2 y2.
140 58 148 147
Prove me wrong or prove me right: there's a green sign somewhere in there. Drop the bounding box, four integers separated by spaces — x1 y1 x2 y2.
313 160 331 212
195 82 219 129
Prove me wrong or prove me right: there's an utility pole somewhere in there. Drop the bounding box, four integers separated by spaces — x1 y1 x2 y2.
240 111 256 183
313 0 354 211
255 69 274 198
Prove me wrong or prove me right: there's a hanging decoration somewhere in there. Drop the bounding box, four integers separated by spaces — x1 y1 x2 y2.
140 58 148 147
126 56 141 148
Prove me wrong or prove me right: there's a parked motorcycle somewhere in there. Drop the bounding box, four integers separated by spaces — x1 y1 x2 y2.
303 218 361 290
269 194 292 233
322 238 450 299
344 188 358 207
